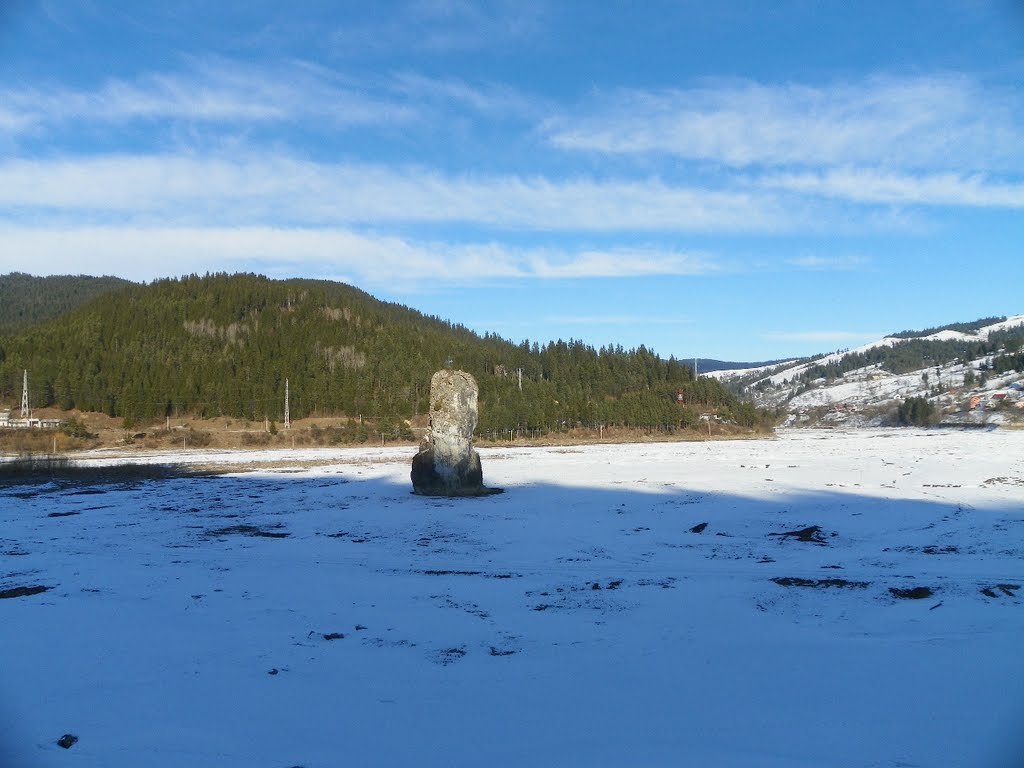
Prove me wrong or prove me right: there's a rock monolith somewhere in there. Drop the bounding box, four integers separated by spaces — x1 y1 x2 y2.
411 369 500 496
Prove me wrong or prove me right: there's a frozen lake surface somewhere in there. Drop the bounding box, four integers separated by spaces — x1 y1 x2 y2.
2 428 1023 767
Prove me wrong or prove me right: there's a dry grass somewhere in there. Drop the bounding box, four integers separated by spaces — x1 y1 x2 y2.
0 454 215 487
1 409 772 459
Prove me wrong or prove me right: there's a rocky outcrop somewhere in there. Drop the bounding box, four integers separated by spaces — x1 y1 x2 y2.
411 370 500 497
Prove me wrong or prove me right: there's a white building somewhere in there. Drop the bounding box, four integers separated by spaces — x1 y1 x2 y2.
0 411 60 429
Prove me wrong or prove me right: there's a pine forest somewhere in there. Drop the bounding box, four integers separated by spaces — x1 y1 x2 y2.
0 273 768 437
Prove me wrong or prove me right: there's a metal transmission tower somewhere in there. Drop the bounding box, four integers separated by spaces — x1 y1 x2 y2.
21 370 30 418
284 378 290 430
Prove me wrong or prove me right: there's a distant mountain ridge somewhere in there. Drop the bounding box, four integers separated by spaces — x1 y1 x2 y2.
694 357 795 374
710 315 1024 426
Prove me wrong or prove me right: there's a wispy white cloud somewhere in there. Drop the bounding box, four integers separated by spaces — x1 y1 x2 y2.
330 0 545 54
0 58 414 135
0 153 801 233
0 226 719 289
761 168 1024 208
784 254 869 270
527 249 714 278
390 72 544 118
544 75 1024 172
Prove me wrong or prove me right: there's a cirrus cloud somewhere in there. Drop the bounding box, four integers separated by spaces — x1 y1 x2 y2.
0 224 718 290
0 152 802 233
544 75 1024 173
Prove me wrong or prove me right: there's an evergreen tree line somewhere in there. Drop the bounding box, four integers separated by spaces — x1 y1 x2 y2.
799 329 1024 384
0 273 132 334
895 397 937 427
888 316 1006 339
0 273 765 432
987 350 1024 376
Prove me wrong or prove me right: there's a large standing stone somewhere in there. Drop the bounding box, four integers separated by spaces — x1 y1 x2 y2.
411 370 500 496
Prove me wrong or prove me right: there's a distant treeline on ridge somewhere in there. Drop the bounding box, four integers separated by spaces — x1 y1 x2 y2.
0 273 769 433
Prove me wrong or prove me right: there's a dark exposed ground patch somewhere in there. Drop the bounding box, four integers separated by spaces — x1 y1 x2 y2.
921 545 959 555
326 531 372 543
433 595 490 620
769 525 829 545
981 584 1020 598
436 647 467 665
47 511 81 518
889 586 934 600
690 522 708 533
416 569 520 579
204 524 289 539
636 576 677 589
984 477 1024 487
0 584 51 599
772 576 870 589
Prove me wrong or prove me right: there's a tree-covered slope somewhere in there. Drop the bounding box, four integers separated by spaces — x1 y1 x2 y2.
0 272 133 334
0 273 759 432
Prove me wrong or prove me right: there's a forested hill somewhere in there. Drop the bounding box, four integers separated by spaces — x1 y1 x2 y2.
0 272 133 334
0 273 763 433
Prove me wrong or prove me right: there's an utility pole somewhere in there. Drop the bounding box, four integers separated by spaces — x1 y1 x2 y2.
284 378 290 430
21 370 30 418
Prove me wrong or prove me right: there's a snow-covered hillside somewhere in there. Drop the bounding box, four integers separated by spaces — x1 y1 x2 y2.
2 433 1023 767
711 315 1024 426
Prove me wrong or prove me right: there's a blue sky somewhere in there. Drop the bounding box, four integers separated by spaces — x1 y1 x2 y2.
0 1 1022 361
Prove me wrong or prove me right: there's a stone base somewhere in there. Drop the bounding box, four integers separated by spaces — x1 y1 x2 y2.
410 448 502 497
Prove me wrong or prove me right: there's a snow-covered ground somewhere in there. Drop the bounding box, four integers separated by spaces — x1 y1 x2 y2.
2 430 1024 767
